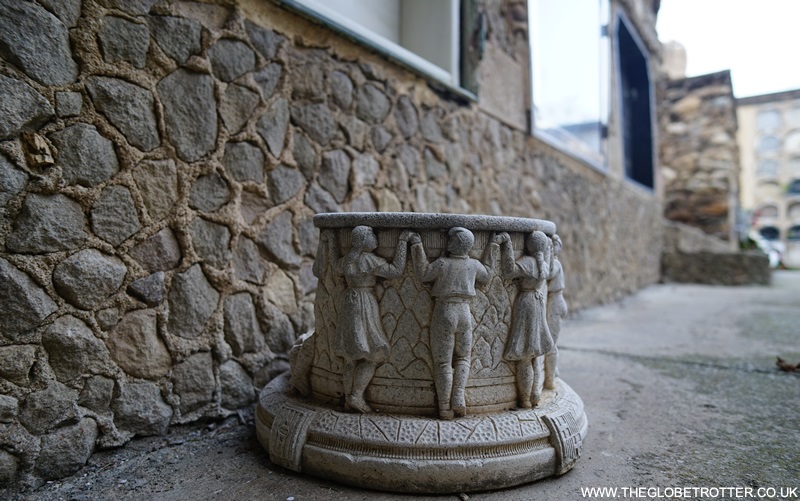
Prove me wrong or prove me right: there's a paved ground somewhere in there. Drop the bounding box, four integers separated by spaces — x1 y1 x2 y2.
7 272 800 500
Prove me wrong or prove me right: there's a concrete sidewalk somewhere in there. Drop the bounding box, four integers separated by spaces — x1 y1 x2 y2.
9 272 800 500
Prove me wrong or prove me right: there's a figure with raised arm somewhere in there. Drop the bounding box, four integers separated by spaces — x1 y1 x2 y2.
409 228 498 419
497 230 553 408
316 226 410 413
544 234 567 390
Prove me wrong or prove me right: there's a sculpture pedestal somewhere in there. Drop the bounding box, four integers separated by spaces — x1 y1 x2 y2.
256 374 587 493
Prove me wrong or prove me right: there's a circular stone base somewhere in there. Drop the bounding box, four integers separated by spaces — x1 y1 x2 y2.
256 373 587 493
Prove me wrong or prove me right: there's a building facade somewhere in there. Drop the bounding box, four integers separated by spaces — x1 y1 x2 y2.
0 0 663 486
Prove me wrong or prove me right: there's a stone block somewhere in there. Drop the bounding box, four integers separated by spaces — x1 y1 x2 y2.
233 237 266 285
78 376 115 413
189 171 231 212
394 95 418 139
208 39 255 82
0 257 57 339
87 76 159 151
130 228 182 273
0 74 54 140
99 0 158 15
172 352 214 414
107 309 171 380
662 251 771 285
256 211 300 267
304 182 340 213
38 0 81 28
267 165 304 204
167 264 219 339
0 450 18 484
353 153 379 187
0 1 78 85
157 69 217 162
293 133 317 180
0 154 28 207
43 315 113 382
223 292 264 356
148 15 202 64
91 185 141 246
329 70 353 110
0 395 18 423
113 381 172 436
127 272 166 306
0 345 36 386
219 361 254 409
254 63 282 100
319 150 350 203
370 126 392 153
189 217 231 269
290 103 336 145
220 83 259 134
289 48 327 100
257 97 289 158
19 381 77 434
50 123 119 187
96 307 120 331
340 115 367 149
240 190 273 225
35 418 98 480
245 20 284 60
297 217 318 257
53 249 127 310
55 91 82 118
133 159 178 221
355 83 390 124
263 268 296 315
98 16 150 68
223 141 264 183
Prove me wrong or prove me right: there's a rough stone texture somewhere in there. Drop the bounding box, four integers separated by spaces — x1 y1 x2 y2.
219 361 254 409
0 257 57 339
55 91 82 118
130 228 182 273
158 69 217 162
19 382 77 435
0 345 37 386
50 123 119 187
112 381 172 436
0 154 28 207
293 133 317 180
257 98 289 158
329 70 353 109
0 74 54 140
167 264 219 339
268 166 304 204
352 154 379 187
239 190 273 225
420 110 444 143
662 251 771 285
304 182 340 213
297 218 319 257
223 293 263 356
87 76 159 151
245 20 283 60
355 84 390 124
208 39 255 82
127 272 165 306
6 193 87 253
256 211 300 268
394 95 418 139
189 172 230 212
148 15 202 64
263 268 296 315
78 376 115 413
223 142 264 183
98 16 150 69
35 418 98 480
0 450 17 484
132 159 178 221
289 48 327 100
220 84 259 134
172 352 214 414
370 126 392 152
189 218 231 268
0 1 78 85
107 309 171 380
319 150 350 203
53 250 127 310
0 395 18 423
291 103 336 145
232 237 266 284
91 185 141 246
99 0 158 15
38 0 82 28
42 315 112 382
659 71 739 241
254 64 282 102
95 308 119 331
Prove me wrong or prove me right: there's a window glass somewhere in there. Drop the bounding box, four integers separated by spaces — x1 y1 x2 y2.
788 179 800 195
758 136 780 154
530 0 608 165
758 204 779 218
788 226 800 241
788 203 800 220
756 109 781 132
756 159 779 178
759 226 780 241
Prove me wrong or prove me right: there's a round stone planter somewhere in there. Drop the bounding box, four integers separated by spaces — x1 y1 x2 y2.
256 213 587 493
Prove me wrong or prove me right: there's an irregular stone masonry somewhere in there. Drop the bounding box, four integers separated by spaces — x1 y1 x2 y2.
0 0 662 487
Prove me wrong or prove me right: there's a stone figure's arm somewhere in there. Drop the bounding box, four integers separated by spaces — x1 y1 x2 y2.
312 232 327 278
376 230 410 279
479 233 503 281
409 232 438 283
499 235 523 279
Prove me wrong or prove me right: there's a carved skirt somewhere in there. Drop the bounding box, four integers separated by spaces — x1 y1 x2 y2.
504 289 554 360
335 287 390 363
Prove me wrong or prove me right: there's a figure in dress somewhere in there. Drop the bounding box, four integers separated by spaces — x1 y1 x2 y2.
316 226 410 413
409 228 498 419
498 230 553 408
544 234 567 390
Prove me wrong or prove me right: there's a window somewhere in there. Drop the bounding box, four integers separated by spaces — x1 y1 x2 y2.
788 203 800 220
616 13 653 188
530 0 609 167
756 159 779 179
758 136 780 155
283 0 464 92
788 178 800 195
756 109 781 132
787 107 800 128
756 204 779 219
788 225 800 241
759 226 780 241
786 131 800 152
756 181 781 200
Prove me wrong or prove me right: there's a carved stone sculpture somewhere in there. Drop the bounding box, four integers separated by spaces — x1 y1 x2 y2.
256 213 587 493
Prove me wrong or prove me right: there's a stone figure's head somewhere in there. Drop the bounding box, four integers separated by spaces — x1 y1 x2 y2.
525 230 550 254
351 225 378 251
447 227 474 256
552 234 562 255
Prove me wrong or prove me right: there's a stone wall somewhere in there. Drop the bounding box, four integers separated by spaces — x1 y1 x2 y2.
658 70 740 243
0 0 662 487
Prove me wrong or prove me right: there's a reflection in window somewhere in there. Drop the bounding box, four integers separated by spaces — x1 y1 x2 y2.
788 178 800 195
786 131 800 152
758 136 780 154
789 203 800 220
756 159 779 178
530 0 609 165
759 226 780 241
757 204 779 218
788 226 800 241
756 109 781 131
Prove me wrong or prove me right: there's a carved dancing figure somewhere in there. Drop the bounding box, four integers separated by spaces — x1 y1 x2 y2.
316 226 409 413
545 234 567 390
497 230 553 408
409 228 497 419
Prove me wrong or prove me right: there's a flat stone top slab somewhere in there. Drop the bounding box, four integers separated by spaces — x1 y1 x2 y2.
314 212 556 235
